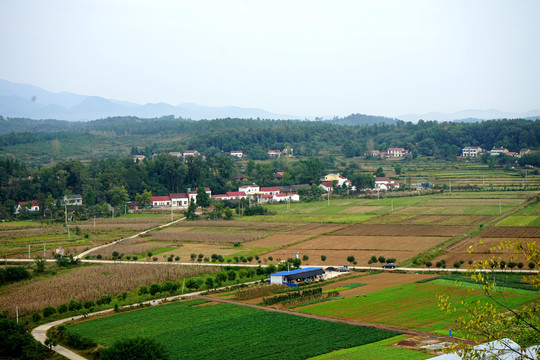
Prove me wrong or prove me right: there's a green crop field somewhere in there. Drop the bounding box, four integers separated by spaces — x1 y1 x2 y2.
297 282 537 337
65 299 399 360
308 335 431 360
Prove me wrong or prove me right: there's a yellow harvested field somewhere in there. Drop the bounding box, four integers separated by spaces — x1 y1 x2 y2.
285 223 348 235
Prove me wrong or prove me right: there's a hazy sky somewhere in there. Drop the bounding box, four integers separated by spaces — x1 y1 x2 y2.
1 0 539 118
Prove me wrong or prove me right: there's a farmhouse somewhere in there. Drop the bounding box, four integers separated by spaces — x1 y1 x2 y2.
226 191 247 200
15 200 39 214
490 147 509 156
319 181 334 192
387 147 408 157
168 151 182 158
187 187 212 204
461 146 482 157
229 150 244 158
151 196 171 207
267 150 281 157
132 154 146 162
273 193 299 202
374 177 399 190
278 184 310 194
321 173 351 187
183 150 200 157
270 267 325 286
169 193 189 207
260 186 280 196
239 184 260 194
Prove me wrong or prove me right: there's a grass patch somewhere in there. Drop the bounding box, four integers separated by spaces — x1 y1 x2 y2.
66 300 399 360
323 283 365 294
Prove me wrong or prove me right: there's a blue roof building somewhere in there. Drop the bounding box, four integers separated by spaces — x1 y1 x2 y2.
270 267 325 286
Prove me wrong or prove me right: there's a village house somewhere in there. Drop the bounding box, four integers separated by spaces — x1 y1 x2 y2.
151 196 171 207
169 193 189 207
231 173 248 182
278 184 310 194
274 172 284 181
239 184 260 194
228 150 244 158
281 147 294 156
387 147 408 157
267 150 281 158
187 187 212 204
490 147 509 156
374 177 399 190
320 173 351 187
461 146 483 157
520 149 536 157
132 154 146 162
64 194 83 206
15 200 39 214
273 193 300 202
319 181 334 192
168 151 182 158
366 150 380 157
183 150 200 157
259 186 280 196
225 191 247 200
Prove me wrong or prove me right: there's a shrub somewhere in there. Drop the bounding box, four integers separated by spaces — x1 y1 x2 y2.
175 256 180 261
112 251 119 257
190 253 197 260
68 299 82 311
42 306 56 318
347 255 355 264
162 281 176 294
132 256 138 261
378 256 386 264
57 304 68 314
65 331 96 350
150 283 161 295
302 255 309 261
99 336 169 360
96 254 102 259
453 261 461 269
84 300 95 309
96 294 112 306
321 255 326 262
153 257 158 262
32 312 41 323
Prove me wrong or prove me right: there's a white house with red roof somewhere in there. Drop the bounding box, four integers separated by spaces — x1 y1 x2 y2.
267 150 281 157
259 186 280 196
226 191 247 200
229 150 244 158
374 177 399 190
387 148 408 157
319 181 334 192
151 196 171 207
239 184 260 194
15 200 39 214
320 173 351 187
187 187 212 204
490 147 509 156
462 146 483 157
169 193 189 207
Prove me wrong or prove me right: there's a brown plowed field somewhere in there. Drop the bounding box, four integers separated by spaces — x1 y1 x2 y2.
480 227 540 238
335 224 471 237
243 234 314 248
285 223 349 235
292 235 448 251
264 248 414 266
428 237 537 267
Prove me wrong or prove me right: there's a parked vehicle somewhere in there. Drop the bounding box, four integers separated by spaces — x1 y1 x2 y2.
382 263 396 269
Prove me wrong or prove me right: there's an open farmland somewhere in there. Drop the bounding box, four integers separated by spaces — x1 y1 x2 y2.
65 299 399 360
0 263 219 314
297 279 538 337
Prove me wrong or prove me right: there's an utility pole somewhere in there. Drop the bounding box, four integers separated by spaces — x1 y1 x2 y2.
43 242 46 259
327 190 330 206
449 180 452 193
170 202 173 222
28 245 30 259
64 202 70 239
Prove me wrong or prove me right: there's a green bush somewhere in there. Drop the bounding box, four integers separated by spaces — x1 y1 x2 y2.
57 304 68 314
68 299 82 311
96 294 112 306
149 283 161 295
65 331 97 350
42 306 56 318
99 336 169 360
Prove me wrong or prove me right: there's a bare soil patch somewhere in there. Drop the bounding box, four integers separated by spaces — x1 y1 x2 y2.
285 223 349 235
295 235 449 252
243 234 313 248
148 230 261 244
480 227 540 238
335 224 470 237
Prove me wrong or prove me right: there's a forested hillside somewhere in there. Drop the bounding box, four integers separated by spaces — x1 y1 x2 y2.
0 116 538 166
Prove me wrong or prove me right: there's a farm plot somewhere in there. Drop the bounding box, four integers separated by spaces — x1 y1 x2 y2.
65 299 399 360
297 281 537 336
148 229 262 243
366 215 489 226
295 236 448 251
430 236 537 266
335 224 470 237
480 227 540 238
243 223 348 248
0 264 219 314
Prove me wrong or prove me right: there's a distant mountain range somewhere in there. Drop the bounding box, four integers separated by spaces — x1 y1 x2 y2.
398 109 540 123
0 79 297 121
0 78 539 123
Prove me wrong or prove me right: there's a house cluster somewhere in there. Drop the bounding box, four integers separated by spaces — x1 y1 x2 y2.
319 173 353 192
212 184 301 204
267 147 293 158
366 148 409 158
374 177 399 190
462 146 536 158
151 188 212 208
132 150 202 163
15 195 83 214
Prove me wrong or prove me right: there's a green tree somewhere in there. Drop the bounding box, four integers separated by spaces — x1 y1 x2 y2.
393 164 402 175
196 187 211 208
135 189 152 208
34 256 46 273
109 185 129 207
375 167 385 177
184 199 198 221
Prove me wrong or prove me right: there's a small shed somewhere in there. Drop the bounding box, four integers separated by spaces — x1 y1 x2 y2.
270 267 325 286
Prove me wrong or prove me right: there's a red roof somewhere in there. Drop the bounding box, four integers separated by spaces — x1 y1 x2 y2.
262 194 273 198
151 196 171 201
19 200 38 206
275 194 288 198
375 177 390 181
212 194 227 198
226 192 247 197
260 186 280 192
388 148 405 151
169 193 188 198
320 181 333 187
